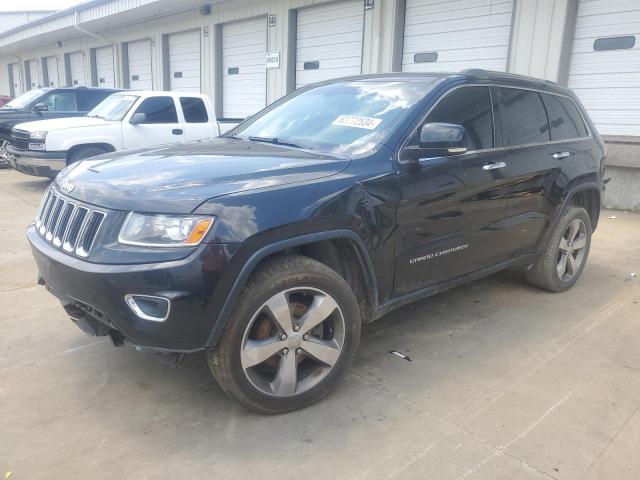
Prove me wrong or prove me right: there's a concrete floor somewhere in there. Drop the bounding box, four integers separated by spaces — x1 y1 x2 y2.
1 168 639 480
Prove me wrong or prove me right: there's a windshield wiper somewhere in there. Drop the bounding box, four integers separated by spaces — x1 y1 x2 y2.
247 136 304 149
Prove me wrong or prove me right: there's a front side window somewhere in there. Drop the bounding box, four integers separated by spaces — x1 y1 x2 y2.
134 97 178 124
233 80 432 157
40 92 77 112
500 88 550 146
423 86 494 151
88 94 139 121
180 97 208 123
542 94 588 140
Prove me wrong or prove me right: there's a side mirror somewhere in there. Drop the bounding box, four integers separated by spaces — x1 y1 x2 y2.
419 122 468 155
33 103 48 114
130 112 146 125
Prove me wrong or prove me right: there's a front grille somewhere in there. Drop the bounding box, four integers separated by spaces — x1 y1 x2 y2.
35 188 106 258
11 129 31 151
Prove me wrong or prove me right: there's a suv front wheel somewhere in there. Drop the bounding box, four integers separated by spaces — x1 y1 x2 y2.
208 255 361 414
527 206 592 292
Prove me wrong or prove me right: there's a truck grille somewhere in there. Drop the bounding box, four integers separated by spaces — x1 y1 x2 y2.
35 189 106 257
11 129 30 151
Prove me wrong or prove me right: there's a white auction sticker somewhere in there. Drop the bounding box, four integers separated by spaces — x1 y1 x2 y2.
332 115 382 130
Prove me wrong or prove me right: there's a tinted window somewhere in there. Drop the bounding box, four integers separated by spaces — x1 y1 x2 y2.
541 94 588 140
77 91 113 111
40 92 77 111
425 86 494 151
500 88 550 146
135 97 178 123
180 97 208 123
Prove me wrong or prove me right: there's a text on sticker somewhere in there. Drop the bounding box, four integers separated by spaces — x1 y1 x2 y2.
332 115 382 130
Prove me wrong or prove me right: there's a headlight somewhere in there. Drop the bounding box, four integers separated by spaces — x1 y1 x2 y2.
118 213 214 247
30 131 47 140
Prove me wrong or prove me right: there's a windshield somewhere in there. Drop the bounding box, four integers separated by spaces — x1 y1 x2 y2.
87 94 139 121
3 89 46 109
233 81 429 157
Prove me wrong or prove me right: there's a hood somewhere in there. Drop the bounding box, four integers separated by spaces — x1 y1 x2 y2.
56 137 351 213
15 116 109 132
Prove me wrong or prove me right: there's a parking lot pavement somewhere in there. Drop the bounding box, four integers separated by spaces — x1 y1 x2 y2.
1 168 639 480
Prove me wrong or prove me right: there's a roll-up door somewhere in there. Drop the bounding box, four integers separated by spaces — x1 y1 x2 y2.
10 64 22 97
27 60 40 90
568 0 640 136
69 51 86 86
222 17 267 119
45 56 59 87
295 0 364 89
402 0 513 72
128 39 153 90
168 30 201 92
94 46 115 87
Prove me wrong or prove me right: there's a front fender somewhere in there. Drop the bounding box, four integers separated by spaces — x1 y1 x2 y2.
204 229 377 348
48 131 122 152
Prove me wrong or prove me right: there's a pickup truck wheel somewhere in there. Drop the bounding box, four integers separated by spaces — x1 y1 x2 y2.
526 206 592 292
67 146 108 166
208 255 361 414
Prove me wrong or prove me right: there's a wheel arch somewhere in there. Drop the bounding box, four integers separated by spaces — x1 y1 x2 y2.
66 143 116 164
205 230 378 349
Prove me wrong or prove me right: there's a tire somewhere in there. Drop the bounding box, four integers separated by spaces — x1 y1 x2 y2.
67 146 109 166
526 206 592 292
208 254 361 414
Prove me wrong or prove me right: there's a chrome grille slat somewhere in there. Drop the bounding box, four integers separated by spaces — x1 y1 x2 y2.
34 188 106 258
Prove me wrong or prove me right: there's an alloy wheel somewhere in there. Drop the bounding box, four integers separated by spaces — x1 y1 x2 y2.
556 218 588 282
240 287 345 397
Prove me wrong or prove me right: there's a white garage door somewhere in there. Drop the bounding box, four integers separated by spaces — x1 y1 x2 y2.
295 0 364 89
95 46 115 87
402 0 513 72
128 39 153 90
168 30 201 92
69 52 86 86
568 0 640 136
10 63 22 97
45 56 59 87
27 60 40 90
222 17 267 119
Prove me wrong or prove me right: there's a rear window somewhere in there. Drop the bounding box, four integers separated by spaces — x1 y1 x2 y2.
180 97 208 123
135 96 178 123
541 94 588 140
500 88 550 146
77 90 114 111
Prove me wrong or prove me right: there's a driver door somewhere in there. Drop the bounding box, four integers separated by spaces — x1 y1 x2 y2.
393 85 508 296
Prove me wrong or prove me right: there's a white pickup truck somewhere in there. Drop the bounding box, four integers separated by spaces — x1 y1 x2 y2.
8 91 231 178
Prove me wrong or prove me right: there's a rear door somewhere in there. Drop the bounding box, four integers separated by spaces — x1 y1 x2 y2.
394 85 507 296
497 87 562 260
123 96 184 148
179 96 214 141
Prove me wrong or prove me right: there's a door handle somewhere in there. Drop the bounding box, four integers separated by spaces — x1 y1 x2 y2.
482 161 507 170
552 151 571 159
172 129 183 135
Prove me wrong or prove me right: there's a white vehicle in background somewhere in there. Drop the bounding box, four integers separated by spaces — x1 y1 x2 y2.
8 91 227 178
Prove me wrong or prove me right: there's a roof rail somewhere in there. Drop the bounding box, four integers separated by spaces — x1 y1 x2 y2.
460 69 559 86
460 68 490 79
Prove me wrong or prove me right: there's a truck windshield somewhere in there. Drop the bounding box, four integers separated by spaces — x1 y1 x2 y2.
2 89 46 109
233 81 430 157
87 94 139 121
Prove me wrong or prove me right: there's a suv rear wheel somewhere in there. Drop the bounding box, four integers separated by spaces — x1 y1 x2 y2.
208 255 361 414
527 206 592 292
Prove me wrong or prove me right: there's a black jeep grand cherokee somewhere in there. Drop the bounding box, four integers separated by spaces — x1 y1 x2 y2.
29 70 604 413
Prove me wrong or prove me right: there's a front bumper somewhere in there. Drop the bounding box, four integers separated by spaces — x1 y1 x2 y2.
28 224 239 352
7 145 66 178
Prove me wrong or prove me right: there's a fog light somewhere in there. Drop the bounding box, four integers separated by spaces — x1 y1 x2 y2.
29 143 45 151
125 294 170 322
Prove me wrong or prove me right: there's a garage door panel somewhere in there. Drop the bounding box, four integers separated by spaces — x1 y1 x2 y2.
45 57 59 87
28 60 40 89
568 0 639 136
402 0 513 72
69 52 85 86
11 64 22 96
168 29 201 92
95 47 115 87
295 0 363 89
222 17 266 119
127 40 152 90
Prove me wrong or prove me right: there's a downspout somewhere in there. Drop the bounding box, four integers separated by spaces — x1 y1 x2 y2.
73 11 121 88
